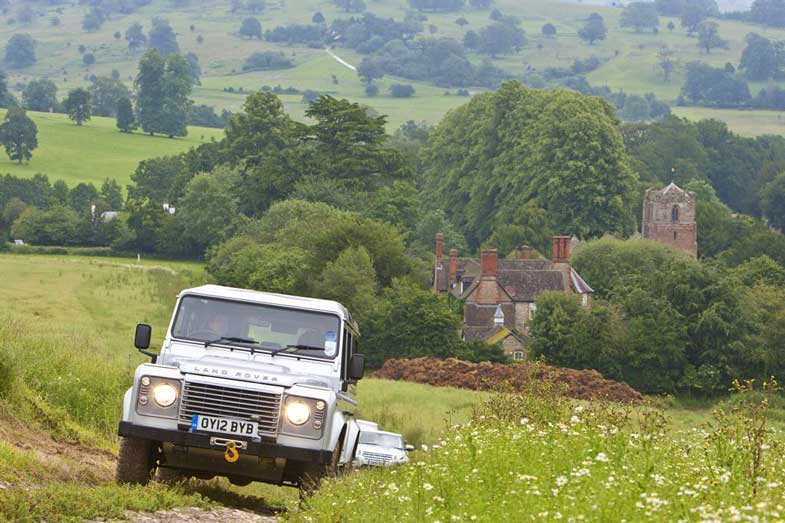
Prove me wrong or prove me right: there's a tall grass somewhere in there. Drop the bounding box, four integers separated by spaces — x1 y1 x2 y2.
287 380 785 522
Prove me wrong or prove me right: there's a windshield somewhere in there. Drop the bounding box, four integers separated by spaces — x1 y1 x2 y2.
359 432 404 449
171 295 341 360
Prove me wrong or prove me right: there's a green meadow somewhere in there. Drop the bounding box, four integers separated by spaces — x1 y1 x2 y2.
0 110 223 187
0 0 783 141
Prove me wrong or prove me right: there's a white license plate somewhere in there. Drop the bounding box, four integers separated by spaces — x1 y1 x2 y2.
191 415 257 437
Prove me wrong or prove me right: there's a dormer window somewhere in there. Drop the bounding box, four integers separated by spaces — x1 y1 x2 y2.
494 305 505 327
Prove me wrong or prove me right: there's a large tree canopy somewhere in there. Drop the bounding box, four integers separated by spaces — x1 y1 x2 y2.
423 81 637 247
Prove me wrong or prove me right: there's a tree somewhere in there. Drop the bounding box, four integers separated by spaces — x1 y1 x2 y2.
116 97 137 132
762 172 785 230
463 30 480 49
82 53 96 66
681 2 711 34
16 4 33 24
63 88 91 125
148 18 179 55
681 62 750 107
657 46 677 81
578 13 607 45
239 17 262 39
100 178 123 210
541 23 556 37
357 58 384 84
82 8 105 32
455 17 469 30
22 79 57 112
362 278 462 369
620 2 659 33
314 246 378 323
247 0 266 13
10 206 81 245
176 169 244 256
125 22 146 53
390 83 415 97
424 81 637 246
740 33 779 81
312 12 325 24
186 52 201 85
114 31 122 40
5 34 36 69
0 108 37 164
697 20 728 54
751 0 785 27
478 21 526 56
135 50 192 137
89 77 130 117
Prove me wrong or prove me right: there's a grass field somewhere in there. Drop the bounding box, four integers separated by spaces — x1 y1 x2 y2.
1 0 783 138
0 110 223 188
673 106 785 137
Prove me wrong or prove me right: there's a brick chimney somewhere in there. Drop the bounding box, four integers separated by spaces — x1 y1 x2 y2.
449 248 458 282
435 232 444 260
552 236 571 264
551 236 572 291
481 249 497 277
477 249 499 304
520 245 532 260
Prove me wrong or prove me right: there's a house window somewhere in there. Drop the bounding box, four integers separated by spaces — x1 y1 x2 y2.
513 351 525 361
672 205 679 222
529 303 537 320
582 294 589 306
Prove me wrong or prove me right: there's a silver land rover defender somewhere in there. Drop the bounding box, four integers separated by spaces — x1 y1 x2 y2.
116 284 366 491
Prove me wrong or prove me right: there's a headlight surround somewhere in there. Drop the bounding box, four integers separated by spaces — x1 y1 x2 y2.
152 382 179 408
136 375 181 418
284 400 311 426
280 395 326 439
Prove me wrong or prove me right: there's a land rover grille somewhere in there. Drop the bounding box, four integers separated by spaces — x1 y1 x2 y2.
178 380 281 437
362 451 393 466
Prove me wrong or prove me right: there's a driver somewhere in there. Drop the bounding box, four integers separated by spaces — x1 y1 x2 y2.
204 313 230 337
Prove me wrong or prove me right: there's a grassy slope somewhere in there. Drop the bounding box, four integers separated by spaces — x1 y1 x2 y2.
3 0 784 138
0 110 223 188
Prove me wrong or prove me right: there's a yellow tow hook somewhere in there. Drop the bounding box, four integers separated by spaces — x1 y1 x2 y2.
224 440 240 463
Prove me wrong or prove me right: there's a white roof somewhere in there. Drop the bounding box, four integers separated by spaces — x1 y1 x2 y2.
662 182 684 194
180 284 353 322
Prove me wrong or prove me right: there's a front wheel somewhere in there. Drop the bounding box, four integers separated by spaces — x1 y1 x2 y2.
115 436 156 485
299 439 343 498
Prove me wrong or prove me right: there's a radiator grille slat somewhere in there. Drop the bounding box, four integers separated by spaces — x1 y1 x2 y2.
179 381 281 437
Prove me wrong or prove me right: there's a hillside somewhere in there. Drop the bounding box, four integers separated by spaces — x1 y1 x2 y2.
0 110 223 187
1 0 784 135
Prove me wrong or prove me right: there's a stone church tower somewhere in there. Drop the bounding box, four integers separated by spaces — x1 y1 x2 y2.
642 183 697 258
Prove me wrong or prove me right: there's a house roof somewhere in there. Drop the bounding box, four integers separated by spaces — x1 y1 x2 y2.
497 270 565 302
570 268 594 294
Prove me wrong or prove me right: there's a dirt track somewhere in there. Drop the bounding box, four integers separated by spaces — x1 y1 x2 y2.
90 507 276 523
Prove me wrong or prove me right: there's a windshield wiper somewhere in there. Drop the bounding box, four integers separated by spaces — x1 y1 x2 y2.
269 344 322 357
204 336 258 349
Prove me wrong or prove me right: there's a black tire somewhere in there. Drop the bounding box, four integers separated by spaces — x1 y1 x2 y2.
115 436 155 485
299 437 343 498
155 466 189 485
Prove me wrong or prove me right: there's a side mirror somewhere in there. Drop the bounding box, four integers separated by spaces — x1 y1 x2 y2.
348 353 365 381
134 323 157 363
405 444 415 452
135 323 152 349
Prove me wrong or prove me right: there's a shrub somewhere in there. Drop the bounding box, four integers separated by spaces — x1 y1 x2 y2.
241 51 293 71
389 83 415 97
0 358 15 398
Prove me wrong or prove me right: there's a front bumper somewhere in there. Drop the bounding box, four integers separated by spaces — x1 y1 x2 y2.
118 421 333 464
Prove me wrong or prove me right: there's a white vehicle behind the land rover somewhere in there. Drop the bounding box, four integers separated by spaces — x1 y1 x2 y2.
115 284 366 492
353 428 412 467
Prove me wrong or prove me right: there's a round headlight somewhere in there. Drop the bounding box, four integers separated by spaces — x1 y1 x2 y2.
285 401 311 426
152 383 178 408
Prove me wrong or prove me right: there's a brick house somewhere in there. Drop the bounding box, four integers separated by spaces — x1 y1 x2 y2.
642 182 697 258
432 234 593 360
